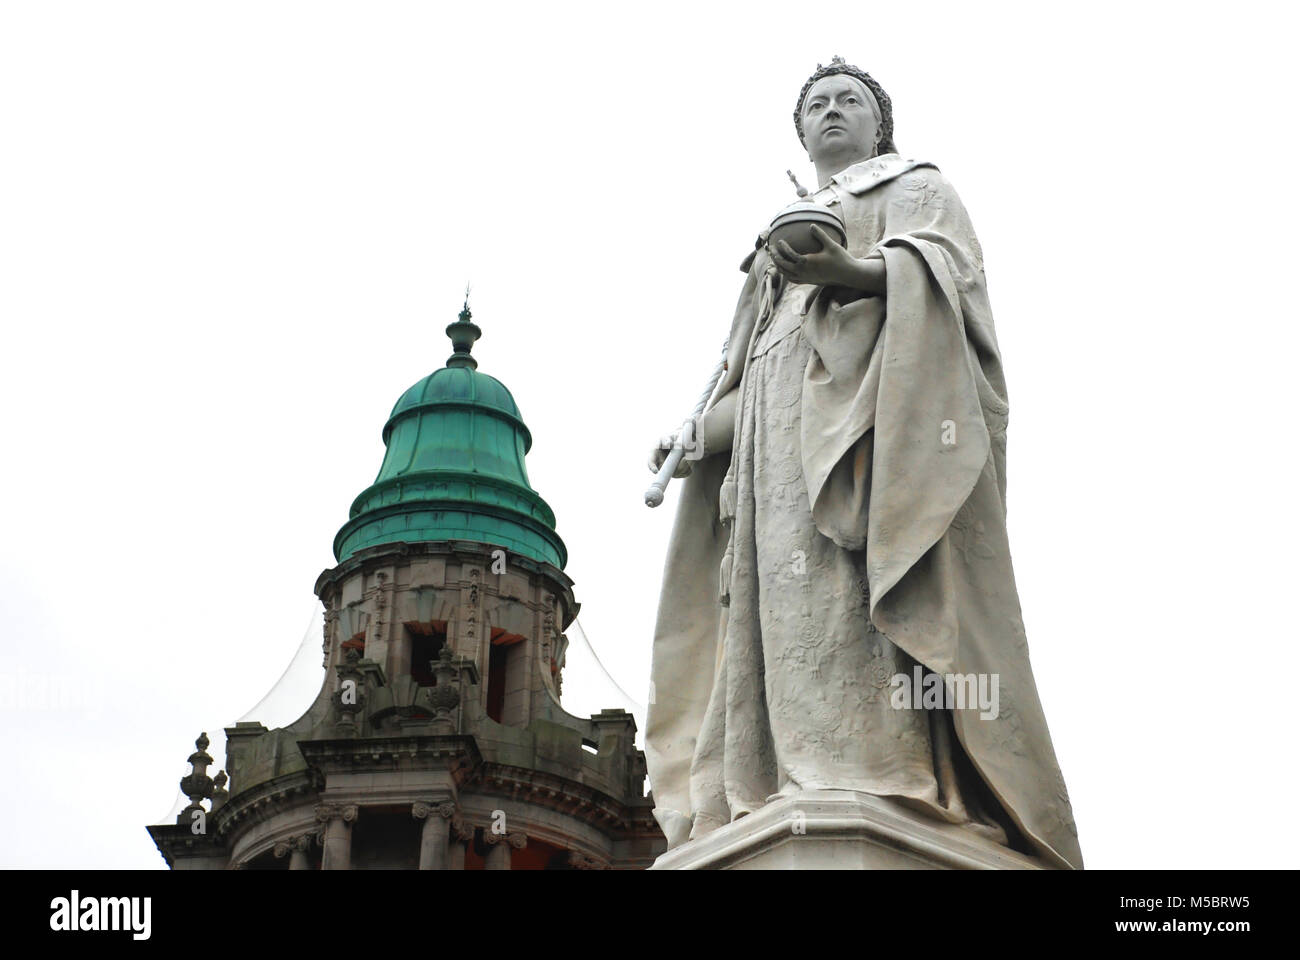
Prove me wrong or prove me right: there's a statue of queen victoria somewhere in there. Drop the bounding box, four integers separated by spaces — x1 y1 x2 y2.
644 57 1083 869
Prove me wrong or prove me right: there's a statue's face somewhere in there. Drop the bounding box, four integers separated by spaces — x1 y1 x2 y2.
801 74 880 163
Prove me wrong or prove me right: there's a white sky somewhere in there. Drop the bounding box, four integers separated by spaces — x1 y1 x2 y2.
2 0 1297 869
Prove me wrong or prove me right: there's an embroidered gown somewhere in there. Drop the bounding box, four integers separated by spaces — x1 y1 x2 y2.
686 267 1006 843
646 155 1083 869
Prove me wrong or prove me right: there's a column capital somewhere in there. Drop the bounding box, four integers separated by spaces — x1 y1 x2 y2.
484 830 528 849
273 831 320 859
315 802 359 824
450 815 474 842
567 852 611 870
412 800 458 821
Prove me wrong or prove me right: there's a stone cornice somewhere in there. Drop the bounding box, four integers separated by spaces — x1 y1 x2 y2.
465 761 661 838
314 541 578 627
210 769 319 841
168 736 662 868
296 734 482 782
146 824 228 868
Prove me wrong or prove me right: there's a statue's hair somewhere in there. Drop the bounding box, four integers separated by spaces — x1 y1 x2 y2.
794 56 897 156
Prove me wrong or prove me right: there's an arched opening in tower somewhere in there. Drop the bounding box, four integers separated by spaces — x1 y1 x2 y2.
405 620 448 687
486 627 525 724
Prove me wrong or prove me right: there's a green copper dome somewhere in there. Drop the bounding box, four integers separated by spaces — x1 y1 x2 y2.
333 303 567 568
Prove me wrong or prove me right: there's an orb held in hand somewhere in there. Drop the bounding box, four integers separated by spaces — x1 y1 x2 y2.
768 199 847 255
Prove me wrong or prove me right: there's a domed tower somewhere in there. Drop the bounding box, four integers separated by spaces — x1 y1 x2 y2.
148 304 664 870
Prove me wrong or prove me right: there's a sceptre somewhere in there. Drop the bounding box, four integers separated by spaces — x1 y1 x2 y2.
644 340 729 507
645 172 828 507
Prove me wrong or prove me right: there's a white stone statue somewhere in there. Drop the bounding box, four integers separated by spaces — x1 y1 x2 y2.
645 57 1082 869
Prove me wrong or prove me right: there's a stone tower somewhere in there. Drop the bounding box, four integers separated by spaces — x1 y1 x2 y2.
148 304 665 870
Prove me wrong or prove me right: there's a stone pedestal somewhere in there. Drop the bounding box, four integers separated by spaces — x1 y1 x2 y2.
650 790 1049 870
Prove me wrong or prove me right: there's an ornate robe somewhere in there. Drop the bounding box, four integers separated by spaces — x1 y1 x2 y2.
645 154 1083 869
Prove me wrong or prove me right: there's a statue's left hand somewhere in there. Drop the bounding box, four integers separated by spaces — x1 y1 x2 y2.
769 225 884 294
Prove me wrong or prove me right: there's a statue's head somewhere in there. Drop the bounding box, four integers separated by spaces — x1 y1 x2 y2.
794 57 896 165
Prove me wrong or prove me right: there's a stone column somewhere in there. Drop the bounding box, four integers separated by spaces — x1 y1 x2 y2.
273 832 316 871
447 816 473 870
316 803 358 870
289 833 316 871
484 831 527 870
412 801 456 870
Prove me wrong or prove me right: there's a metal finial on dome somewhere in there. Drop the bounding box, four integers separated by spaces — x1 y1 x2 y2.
445 290 481 370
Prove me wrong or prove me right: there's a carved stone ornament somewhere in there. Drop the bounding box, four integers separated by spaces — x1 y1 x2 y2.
294 832 318 852
315 802 359 824
485 831 528 849
450 815 474 842
176 732 215 824
272 832 319 858
412 800 459 821
427 646 463 728
567 852 610 870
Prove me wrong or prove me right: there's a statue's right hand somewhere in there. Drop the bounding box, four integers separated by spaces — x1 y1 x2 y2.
647 428 694 479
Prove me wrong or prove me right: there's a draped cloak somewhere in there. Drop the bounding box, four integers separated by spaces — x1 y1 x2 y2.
644 153 1083 869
